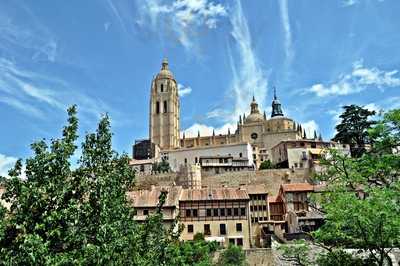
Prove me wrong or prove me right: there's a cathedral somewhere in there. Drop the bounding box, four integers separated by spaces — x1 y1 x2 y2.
136 59 309 169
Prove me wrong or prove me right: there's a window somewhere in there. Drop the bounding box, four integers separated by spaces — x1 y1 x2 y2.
294 163 298 168
300 142 305 147
206 209 212 216
234 208 239 216
195 157 198 163
163 101 167 113
187 224 193 233
204 224 211 235
220 224 226 235
213 209 219 216
184 158 187 164
227 208 232 216
236 223 242 232
240 208 246 216
229 239 235 245
239 153 242 158
311 142 316 148
237 238 243 246
219 158 223 163
143 209 149 215
220 208 225 216
193 209 198 217
186 209 191 217
156 101 160 114
160 84 164 92
299 163 303 168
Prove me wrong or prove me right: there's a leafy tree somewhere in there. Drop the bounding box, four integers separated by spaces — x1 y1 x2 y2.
332 105 376 157
152 159 170 173
312 108 400 265
259 160 274 170
0 106 210 265
278 239 312 266
216 244 247 266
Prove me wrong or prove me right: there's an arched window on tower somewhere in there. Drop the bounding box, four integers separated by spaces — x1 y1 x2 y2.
160 84 164 92
156 101 160 114
163 101 167 113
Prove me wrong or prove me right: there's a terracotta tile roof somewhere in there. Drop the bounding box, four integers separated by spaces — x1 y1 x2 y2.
268 195 280 203
281 183 315 192
180 187 249 201
127 186 182 208
240 184 267 195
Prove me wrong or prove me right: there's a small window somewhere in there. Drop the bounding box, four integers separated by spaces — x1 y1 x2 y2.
239 153 243 158
184 158 188 164
143 209 149 215
229 238 235 245
186 209 191 217
206 209 212 216
294 163 298 168
299 163 303 168
236 223 242 232
240 208 246 216
163 101 167 113
237 238 243 246
160 84 164 92
187 224 193 233
220 224 226 235
213 209 219 216
195 157 198 163
193 209 198 217
156 101 160 114
234 208 239 216
227 208 232 216
220 208 225 216
204 224 211 235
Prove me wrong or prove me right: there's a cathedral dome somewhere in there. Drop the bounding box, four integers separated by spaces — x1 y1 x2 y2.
245 113 264 123
156 58 174 80
245 96 265 123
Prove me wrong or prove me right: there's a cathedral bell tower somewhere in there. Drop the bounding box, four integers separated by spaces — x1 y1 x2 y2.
149 59 180 150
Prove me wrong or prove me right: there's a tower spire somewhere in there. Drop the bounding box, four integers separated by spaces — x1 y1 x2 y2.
271 86 284 118
273 86 277 100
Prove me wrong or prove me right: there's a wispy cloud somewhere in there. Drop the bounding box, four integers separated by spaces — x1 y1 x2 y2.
136 0 227 50
0 153 17 177
278 0 293 66
0 58 117 122
178 83 192 97
227 0 267 121
309 60 400 97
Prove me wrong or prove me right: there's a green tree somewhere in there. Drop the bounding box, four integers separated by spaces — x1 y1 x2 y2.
0 106 209 265
332 105 376 157
278 240 312 266
312 108 400 265
259 160 274 170
216 244 247 266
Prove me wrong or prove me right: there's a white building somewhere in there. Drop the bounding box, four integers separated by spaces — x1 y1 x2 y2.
162 142 254 172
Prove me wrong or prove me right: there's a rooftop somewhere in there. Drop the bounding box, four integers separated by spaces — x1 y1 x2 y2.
180 187 249 201
281 183 315 192
127 186 182 208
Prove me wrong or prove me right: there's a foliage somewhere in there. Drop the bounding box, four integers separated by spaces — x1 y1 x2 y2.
332 105 376 157
216 244 247 266
0 106 213 265
278 240 313 266
259 160 274 170
176 236 219 266
312 108 400 266
316 249 370 266
153 159 170 173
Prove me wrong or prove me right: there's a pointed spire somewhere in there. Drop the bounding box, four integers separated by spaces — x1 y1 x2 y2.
197 130 200 138
252 95 255 102
314 130 318 139
239 115 242 124
318 133 323 141
183 132 185 139
303 129 307 139
243 113 246 120
263 111 267 120
228 128 231 135
271 86 284 117
293 122 296 130
212 129 215 137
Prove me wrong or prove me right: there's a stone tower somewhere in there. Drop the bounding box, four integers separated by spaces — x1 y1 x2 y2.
149 59 180 150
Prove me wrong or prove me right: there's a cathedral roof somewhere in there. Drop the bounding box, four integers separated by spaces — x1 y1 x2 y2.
156 58 174 80
245 96 265 123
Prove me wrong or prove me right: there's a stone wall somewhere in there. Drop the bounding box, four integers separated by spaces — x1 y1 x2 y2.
136 168 309 196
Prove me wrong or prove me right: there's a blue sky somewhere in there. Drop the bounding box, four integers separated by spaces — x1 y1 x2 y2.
1 0 400 175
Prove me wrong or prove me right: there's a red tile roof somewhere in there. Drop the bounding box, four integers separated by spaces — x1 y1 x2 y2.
180 187 249 201
281 183 315 192
127 186 182 207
